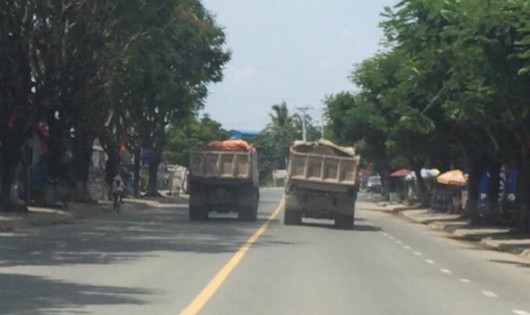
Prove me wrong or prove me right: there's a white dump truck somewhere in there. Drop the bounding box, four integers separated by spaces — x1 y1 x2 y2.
284 140 360 229
188 140 259 221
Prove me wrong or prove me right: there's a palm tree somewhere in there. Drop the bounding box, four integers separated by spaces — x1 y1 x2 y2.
262 101 298 169
267 101 292 131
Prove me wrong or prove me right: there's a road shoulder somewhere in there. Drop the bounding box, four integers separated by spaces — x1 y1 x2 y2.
359 192 530 261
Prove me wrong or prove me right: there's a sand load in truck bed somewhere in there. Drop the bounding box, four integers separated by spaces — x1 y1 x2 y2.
291 139 355 157
189 140 257 181
205 140 252 151
287 140 359 190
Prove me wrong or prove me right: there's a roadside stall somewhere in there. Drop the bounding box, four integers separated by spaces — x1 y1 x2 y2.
432 169 467 213
404 168 440 204
388 168 410 202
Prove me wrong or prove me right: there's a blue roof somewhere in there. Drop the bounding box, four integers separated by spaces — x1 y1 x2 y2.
228 129 259 139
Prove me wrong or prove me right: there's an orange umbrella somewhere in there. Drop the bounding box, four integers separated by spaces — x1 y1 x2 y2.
436 169 467 186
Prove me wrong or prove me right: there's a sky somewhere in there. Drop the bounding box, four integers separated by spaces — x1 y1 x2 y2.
200 0 398 131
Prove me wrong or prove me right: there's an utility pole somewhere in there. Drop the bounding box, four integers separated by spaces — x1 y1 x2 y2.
321 109 326 139
296 106 311 141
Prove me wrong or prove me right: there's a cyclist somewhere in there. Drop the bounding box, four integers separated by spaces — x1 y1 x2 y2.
112 175 125 212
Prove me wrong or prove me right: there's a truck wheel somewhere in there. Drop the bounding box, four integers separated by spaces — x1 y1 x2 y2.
190 206 208 221
335 214 354 230
284 209 302 225
238 188 258 222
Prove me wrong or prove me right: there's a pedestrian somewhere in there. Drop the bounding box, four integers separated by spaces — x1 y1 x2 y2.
112 175 125 211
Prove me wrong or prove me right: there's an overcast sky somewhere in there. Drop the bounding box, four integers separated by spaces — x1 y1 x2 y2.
200 0 398 131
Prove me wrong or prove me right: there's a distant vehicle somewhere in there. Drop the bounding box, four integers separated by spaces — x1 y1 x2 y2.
366 176 382 193
187 140 259 221
283 140 361 229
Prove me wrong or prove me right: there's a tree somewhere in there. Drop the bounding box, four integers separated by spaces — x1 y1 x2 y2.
0 0 230 207
265 102 298 170
0 1 42 208
325 90 394 196
113 0 230 196
164 114 228 167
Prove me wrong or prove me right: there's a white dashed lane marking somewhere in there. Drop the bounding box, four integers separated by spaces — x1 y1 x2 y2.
371 221 526 314
482 291 498 298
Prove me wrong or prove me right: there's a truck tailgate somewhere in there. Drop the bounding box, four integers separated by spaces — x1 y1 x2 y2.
288 152 360 191
189 150 252 180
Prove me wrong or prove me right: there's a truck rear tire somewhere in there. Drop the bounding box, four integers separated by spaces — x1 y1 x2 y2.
238 188 258 222
284 209 302 225
335 213 354 230
189 205 208 221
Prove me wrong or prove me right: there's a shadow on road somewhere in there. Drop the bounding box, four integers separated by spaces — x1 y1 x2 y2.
0 208 287 268
0 190 289 314
488 259 530 269
0 273 150 315
292 220 382 232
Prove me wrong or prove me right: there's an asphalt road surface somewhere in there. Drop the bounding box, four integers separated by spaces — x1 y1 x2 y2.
1 188 529 315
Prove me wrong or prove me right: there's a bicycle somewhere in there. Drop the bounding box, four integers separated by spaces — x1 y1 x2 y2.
113 193 123 213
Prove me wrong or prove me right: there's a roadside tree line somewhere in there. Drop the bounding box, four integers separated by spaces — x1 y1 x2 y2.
324 0 530 231
0 0 230 209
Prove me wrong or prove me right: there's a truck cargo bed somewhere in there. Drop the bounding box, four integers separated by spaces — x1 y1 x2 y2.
189 150 253 180
287 150 360 192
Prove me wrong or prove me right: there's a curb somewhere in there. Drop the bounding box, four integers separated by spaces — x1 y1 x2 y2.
379 200 530 260
0 195 189 233
450 228 513 242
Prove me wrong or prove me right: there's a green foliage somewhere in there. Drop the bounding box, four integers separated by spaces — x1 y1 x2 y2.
264 102 298 169
329 0 530 225
0 0 230 205
164 114 228 166
254 101 321 183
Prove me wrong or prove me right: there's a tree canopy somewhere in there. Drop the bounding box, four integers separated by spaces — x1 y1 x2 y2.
0 0 230 207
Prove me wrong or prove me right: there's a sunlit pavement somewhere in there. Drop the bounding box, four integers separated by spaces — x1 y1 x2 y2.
0 188 529 315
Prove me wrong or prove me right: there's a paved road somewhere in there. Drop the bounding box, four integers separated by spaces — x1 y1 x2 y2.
0 188 529 315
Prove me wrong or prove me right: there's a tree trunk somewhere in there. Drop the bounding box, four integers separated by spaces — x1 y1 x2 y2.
516 153 530 233
104 145 120 185
133 148 141 198
0 132 25 211
465 160 482 225
411 163 429 207
0 148 18 211
146 149 162 196
487 161 501 223
72 128 93 202
378 169 390 201
47 113 66 183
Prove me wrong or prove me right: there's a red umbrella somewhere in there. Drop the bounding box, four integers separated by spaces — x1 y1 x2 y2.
390 168 411 177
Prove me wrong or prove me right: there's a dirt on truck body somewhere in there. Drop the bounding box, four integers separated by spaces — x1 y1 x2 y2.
284 139 360 229
188 140 259 221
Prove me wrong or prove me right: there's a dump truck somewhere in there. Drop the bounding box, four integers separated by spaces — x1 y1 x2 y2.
188 140 259 221
284 139 360 229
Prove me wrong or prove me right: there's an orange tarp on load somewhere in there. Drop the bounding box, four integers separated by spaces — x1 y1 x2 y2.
206 140 252 151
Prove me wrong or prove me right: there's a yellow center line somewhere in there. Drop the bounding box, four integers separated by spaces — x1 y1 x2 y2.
179 199 284 315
